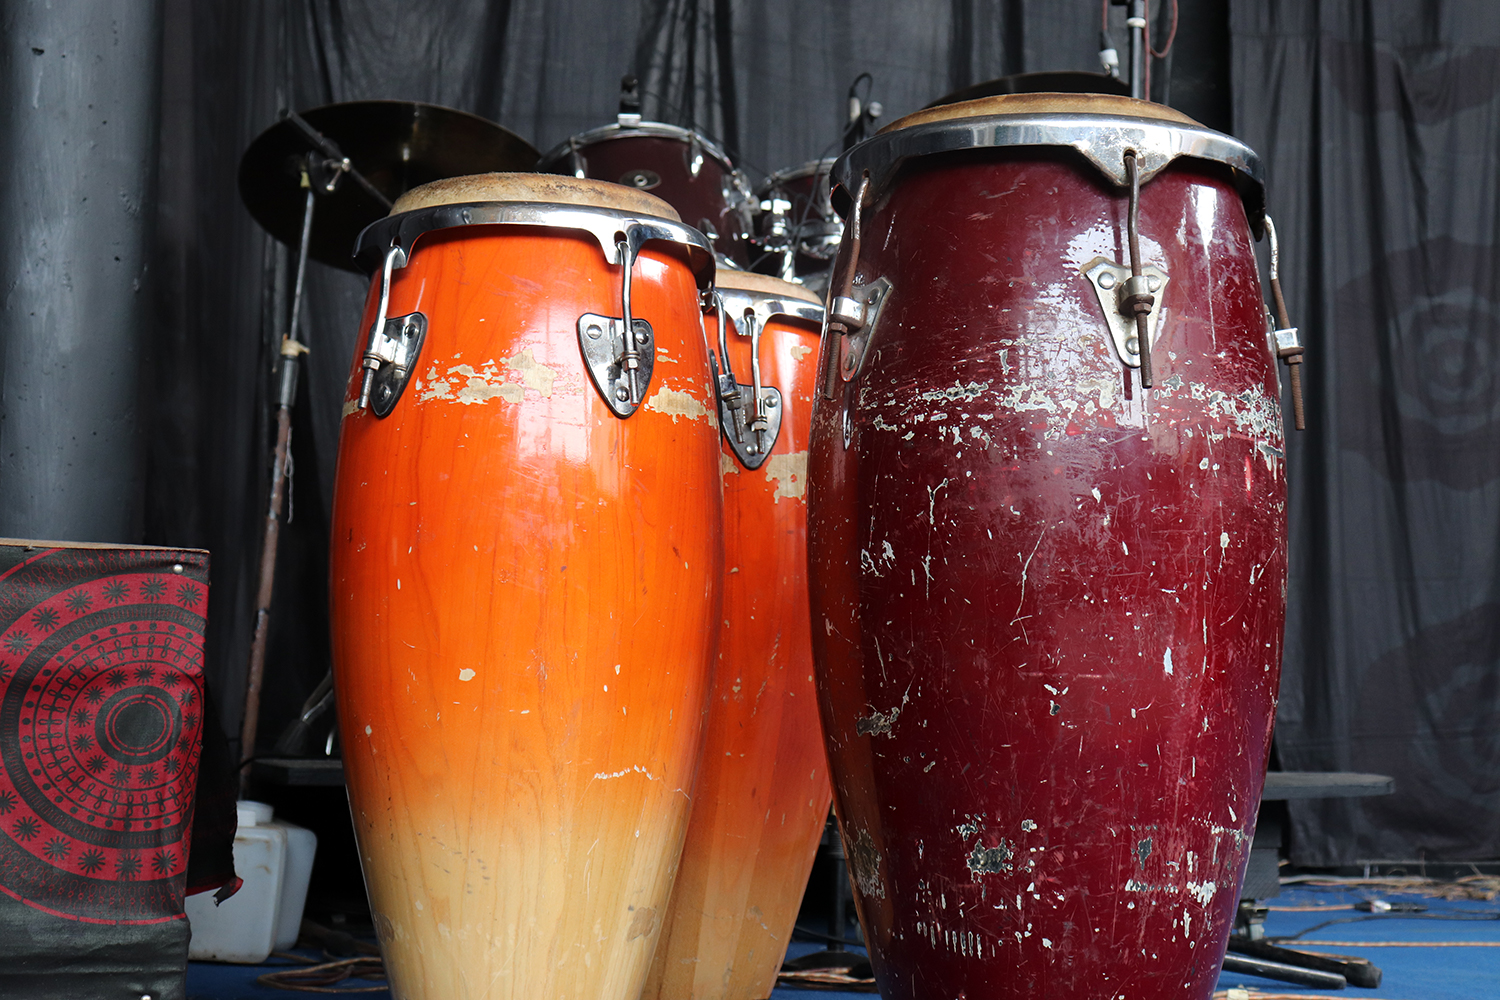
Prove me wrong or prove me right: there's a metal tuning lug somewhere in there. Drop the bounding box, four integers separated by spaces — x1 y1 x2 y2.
578 231 655 418
578 313 654 418
356 245 426 417
838 278 892 383
1081 257 1168 369
713 300 784 470
365 312 428 418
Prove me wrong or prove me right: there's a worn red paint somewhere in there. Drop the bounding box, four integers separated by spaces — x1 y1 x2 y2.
807 151 1287 999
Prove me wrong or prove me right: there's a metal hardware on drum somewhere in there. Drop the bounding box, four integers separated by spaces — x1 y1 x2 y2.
820 173 870 399
354 201 716 418
1265 214 1306 430
356 244 411 412
710 284 823 469
830 112 1265 231
711 298 783 469
363 312 427 418
1123 148 1155 386
836 278 890 385
1081 257 1168 369
354 202 716 279
579 313 655 417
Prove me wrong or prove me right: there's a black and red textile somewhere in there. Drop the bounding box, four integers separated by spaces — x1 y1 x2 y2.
0 540 222 999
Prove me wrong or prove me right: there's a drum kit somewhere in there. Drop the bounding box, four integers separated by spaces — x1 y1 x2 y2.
235 32 1306 1000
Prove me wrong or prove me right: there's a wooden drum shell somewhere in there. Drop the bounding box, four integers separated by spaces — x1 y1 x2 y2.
643 278 831 1000
330 217 722 1000
808 149 1287 999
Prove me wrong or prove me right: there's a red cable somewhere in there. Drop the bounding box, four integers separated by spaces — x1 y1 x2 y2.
1151 0 1179 59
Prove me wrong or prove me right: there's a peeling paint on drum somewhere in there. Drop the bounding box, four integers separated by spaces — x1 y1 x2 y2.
807 154 1286 1000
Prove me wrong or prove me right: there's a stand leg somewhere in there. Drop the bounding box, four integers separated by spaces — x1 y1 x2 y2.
239 188 315 794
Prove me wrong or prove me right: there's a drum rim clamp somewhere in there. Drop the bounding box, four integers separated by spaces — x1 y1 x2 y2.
1079 149 1168 384
353 201 716 419
709 287 824 469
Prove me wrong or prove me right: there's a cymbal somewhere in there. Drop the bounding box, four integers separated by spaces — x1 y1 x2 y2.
239 100 539 272
925 71 1129 110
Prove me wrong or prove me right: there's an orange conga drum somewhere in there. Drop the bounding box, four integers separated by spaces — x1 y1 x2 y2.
329 174 722 1000
642 272 832 1000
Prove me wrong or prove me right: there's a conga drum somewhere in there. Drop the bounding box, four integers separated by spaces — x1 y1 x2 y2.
538 118 755 267
330 174 721 1000
807 94 1286 998
643 271 831 1000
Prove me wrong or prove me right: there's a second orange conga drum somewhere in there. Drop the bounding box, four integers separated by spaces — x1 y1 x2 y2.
643 271 832 1000
329 174 722 1000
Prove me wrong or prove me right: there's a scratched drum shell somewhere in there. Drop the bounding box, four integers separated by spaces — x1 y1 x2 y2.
329 173 723 1000
643 271 831 1000
807 94 1287 999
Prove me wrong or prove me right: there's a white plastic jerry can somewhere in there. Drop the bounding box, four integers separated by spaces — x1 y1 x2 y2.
184 800 318 963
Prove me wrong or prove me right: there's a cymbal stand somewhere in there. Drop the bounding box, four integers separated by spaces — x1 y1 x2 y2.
238 121 388 795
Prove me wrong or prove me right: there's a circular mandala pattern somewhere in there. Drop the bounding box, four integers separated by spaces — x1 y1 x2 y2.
0 567 207 922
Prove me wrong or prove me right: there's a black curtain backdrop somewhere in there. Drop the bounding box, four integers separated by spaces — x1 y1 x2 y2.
145 0 1497 866
1232 0 1500 864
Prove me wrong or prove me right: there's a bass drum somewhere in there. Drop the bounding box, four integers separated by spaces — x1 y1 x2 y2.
539 119 755 267
808 94 1287 1000
643 271 830 1000
330 173 722 1000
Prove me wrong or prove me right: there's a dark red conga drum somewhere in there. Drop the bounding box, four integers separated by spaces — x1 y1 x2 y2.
807 93 1287 999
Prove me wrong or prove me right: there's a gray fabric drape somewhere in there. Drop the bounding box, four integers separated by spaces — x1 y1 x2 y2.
146 0 1500 868
1231 0 1500 863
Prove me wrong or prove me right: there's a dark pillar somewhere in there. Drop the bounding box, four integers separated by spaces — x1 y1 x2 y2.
0 2 163 542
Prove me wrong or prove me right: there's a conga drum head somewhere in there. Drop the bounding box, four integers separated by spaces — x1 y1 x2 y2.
538 121 756 266
808 95 1284 1000
387 170 681 219
714 267 824 301
333 171 723 999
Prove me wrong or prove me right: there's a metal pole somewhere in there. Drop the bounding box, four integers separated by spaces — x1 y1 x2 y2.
0 1 164 541
1127 0 1148 100
239 188 314 793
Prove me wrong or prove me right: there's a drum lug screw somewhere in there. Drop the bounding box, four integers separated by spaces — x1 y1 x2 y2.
577 311 656 418
709 290 789 470
1080 258 1169 373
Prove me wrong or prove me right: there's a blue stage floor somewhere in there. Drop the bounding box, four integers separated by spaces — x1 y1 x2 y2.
186 883 1500 999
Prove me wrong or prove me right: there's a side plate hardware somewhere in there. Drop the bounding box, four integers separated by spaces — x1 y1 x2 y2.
719 382 783 470
366 312 428 418
1081 257 1168 368
838 277 892 382
578 313 655 418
